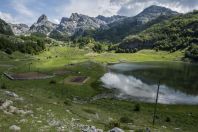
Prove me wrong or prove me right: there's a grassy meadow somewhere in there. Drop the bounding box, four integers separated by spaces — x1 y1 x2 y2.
0 46 197 132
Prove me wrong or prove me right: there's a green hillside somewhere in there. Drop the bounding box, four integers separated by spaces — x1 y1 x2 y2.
119 10 198 60
0 19 13 35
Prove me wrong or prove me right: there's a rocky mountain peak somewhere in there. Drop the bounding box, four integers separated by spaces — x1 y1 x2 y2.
70 13 82 21
60 17 69 24
37 14 48 23
135 5 178 24
138 5 178 16
96 15 126 24
29 14 57 35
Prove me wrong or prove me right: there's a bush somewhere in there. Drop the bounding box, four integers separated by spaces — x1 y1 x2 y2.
5 48 13 54
49 80 56 84
120 116 134 123
64 99 71 106
1 83 7 89
105 120 120 130
133 103 141 112
165 117 171 122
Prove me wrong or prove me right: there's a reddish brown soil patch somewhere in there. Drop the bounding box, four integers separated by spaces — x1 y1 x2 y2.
70 76 88 83
53 70 73 75
64 76 89 84
4 72 54 80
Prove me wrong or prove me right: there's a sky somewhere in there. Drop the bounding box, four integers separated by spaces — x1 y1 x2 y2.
0 0 198 25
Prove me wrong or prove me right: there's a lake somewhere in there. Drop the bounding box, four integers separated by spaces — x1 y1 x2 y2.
101 62 198 105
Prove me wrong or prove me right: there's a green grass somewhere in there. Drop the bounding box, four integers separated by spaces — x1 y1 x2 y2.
0 47 197 132
11 46 184 72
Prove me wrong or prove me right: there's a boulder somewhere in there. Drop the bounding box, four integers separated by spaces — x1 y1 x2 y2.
5 91 19 98
0 100 13 109
82 125 103 132
108 127 124 132
9 125 21 131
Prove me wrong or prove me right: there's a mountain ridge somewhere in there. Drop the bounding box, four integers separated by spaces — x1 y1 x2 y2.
1 5 179 40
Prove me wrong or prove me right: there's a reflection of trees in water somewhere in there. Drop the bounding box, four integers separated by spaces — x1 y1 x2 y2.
115 63 198 96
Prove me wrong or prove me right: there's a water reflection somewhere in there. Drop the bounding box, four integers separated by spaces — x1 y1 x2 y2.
101 62 198 104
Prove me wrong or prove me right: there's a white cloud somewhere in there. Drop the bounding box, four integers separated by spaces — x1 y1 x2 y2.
2 0 198 25
115 0 198 16
0 11 17 23
11 0 34 17
52 19 60 24
59 0 121 17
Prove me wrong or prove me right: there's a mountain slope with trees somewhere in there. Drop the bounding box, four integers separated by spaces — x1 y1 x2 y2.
118 10 198 60
0 18 13 35
92 5 178 43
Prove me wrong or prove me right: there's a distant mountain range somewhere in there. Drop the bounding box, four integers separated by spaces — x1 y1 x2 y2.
4 5 178 41
8 12 126 37
92 5 178 42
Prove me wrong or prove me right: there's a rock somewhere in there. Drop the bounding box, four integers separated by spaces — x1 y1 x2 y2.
96 15 126 24
3 110 13 115
15 97 24 101
37 120 42 123
29 14 57 35
66 109 71 114
82 125 103 132
0 100 13 109
50 13 107 38
9 106 18 113
48 119 62 127
19 119 27 123
72 118 80 123
9 125 21 131
5 91 19 98
16 109 33 116
9 23 29 36
87 119 92 123
7 106 33 116
108 127 124 132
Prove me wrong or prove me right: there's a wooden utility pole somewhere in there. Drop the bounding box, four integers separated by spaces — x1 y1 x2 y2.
153 80 160 127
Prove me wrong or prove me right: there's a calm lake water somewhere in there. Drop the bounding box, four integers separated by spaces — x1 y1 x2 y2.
101 62 198 104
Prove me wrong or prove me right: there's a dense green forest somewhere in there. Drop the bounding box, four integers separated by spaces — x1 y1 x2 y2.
118 11 198 60
0 34 47 54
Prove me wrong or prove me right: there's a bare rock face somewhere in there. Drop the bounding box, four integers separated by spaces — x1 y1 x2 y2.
96 15 126 24
134 5 178 24
51 13 106 37
0 18 14 35
9 24 29 36
29 14 57 35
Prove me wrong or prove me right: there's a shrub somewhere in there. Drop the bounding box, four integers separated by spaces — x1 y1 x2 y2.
64 99 71 106
49 80 56 84
1 83 7 89
120 116 134 123
165 117 171 122
133 103 141 112
105 120 120 130
5 48 13 54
